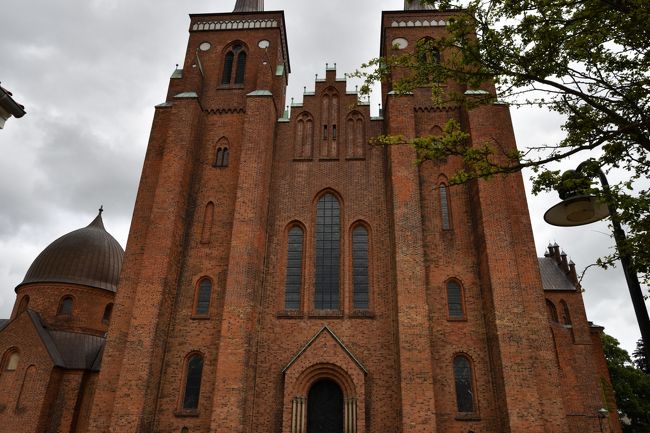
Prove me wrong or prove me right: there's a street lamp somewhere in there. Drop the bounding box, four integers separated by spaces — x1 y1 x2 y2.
544 162 650 372
597 408 609 432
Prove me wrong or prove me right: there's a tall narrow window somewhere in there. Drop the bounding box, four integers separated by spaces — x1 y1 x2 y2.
546 299 559 322
194 279 212 316
3 350 19 371
352 225 370 309
346 112 365 159
315 194 340 310
440 184 451 230
320 89 339 158
201 202 215 244
284 226 304 310
453 355 476 413
17 365 36 410
221 51 234 85
182 354 204 411
102 303 114 324
447 281 464 319
58 296 73 316
295 112 314 159
560 300 572 325
235 51 247 84
215 147 230 167
222 44 246 86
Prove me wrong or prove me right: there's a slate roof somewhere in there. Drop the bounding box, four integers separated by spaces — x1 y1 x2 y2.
27 310 105 371
538 257 577 291
0 319 8 331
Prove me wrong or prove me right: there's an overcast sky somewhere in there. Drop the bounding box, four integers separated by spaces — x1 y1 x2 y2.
0 0 646 354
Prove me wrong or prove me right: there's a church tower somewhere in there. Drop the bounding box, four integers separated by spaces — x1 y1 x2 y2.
73 2 620 433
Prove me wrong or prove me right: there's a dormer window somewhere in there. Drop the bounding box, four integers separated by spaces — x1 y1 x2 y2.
222 44 247 86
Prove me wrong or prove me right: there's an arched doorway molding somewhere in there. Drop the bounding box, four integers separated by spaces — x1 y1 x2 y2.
282 326 366 433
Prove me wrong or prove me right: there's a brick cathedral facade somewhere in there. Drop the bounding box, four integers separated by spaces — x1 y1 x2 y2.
0 1 621 433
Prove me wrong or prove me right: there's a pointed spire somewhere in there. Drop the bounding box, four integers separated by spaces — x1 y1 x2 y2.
88 206 106 230
233 0 263 12
404 0 435 10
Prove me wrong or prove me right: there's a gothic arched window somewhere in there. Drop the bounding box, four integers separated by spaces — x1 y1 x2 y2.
215 147 230 168
352 225 370 309
546 299 559 322
284 226 304 310
2 349 19 371
560 300 572 325
194 278 212 316
222 51 234 84
58 296 73 316
201 202 215 244
222 44 246 85
182 353 204 411
346 111 365 159
320 89 339 158
447 280 465 319
315 194 341 310
295 112 314 159
235 51 247 84
453 355 476 413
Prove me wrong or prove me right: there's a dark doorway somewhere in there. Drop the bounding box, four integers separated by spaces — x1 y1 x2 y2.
307 379 344 433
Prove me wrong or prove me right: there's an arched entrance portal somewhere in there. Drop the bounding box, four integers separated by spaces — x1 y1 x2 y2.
307 379 343 433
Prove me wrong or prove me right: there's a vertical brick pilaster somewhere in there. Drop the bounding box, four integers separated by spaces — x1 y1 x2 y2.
464 102 569 433
87 98 203 433
209 92 277 433
385 93 437 433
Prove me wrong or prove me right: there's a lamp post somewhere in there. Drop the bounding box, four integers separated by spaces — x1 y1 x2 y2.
598 408 609 432
544 162 650 372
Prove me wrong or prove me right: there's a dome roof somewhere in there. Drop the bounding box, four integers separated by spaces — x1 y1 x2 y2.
18 212 124 293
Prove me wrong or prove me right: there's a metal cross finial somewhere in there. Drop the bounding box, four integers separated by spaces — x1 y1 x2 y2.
99 205 104 215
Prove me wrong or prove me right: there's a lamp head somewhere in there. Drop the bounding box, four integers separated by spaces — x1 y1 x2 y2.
544 195 610 227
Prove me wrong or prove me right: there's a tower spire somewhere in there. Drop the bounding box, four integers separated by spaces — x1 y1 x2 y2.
233 0 264 12
404 0 435 10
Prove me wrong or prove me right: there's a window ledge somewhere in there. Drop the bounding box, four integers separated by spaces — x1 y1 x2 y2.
447 317 467 322
293 157 313 162
308 310 343 319
455 413 480 421
175 410 199 418
350 310 375 319
190 315 211 320
318 157 340 161
345 157 366 161
277 310 304 319
217 84 245 90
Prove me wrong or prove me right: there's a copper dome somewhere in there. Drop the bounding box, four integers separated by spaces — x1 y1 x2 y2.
18 212 124 292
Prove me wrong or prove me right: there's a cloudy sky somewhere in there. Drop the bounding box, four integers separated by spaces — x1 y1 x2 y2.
0 0 646 354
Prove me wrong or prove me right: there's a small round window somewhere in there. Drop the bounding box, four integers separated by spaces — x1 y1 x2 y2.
391 38 408 49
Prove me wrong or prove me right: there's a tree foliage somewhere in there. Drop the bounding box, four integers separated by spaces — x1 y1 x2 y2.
353 0 650 287
602 334 650 432
633 339 648 372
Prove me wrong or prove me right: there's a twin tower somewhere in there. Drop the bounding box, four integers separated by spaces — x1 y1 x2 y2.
0 1 618 433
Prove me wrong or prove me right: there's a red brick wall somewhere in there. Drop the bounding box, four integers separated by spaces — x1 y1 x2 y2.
13 283 114 335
